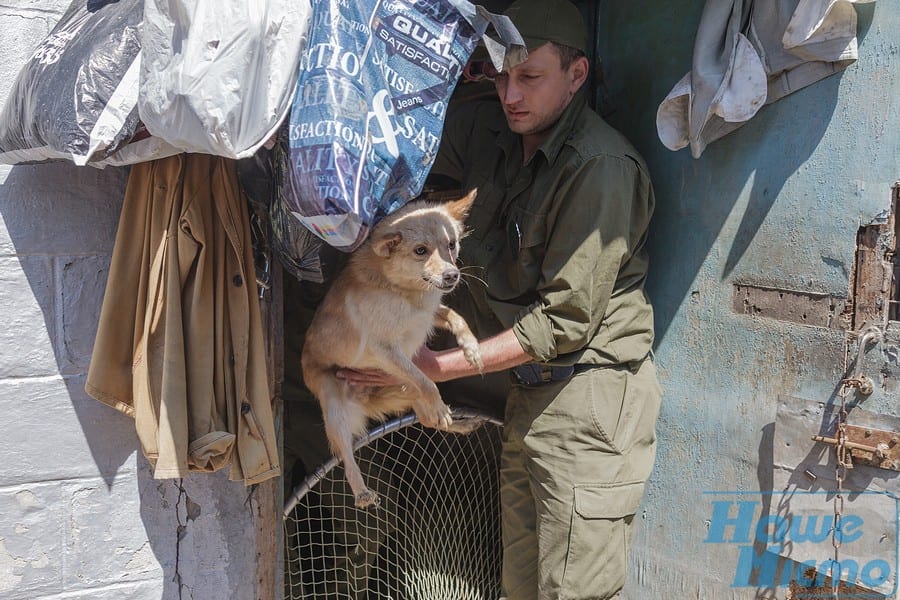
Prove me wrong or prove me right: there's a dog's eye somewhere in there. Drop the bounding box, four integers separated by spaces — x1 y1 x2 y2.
414 245 428 256
448 240 457 251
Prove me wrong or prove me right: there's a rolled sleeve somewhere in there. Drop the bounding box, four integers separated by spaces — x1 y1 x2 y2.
512 155 643 362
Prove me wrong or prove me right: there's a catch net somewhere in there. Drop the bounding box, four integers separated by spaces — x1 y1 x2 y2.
283 408 503 600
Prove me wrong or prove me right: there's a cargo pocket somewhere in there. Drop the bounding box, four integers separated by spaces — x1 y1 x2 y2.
559 481 644 599
589 369 628 454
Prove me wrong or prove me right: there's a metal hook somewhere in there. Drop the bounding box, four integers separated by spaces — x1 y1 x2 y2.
852 326 883 368
843 326 883 397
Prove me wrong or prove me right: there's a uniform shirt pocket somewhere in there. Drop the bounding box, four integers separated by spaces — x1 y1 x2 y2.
488 206 547 301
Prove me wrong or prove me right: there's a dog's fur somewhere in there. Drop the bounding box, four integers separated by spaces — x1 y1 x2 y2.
301 190 482 507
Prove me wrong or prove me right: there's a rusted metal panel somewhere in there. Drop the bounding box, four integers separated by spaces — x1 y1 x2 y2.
773 396 900 597
812 424 900 472
850 192 895 329
788 567 888 599
732 283 849 329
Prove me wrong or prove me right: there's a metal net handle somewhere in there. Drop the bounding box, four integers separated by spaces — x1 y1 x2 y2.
283 406 503 516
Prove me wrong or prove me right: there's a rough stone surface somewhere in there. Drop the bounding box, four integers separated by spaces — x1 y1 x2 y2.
0 3 268 598
59 255 110 374
0 376 137 486
0 255 57 378
0 164 125 258
0 482 64 598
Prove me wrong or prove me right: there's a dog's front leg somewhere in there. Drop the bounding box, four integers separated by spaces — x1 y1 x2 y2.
378 346 453 430
433 305 483 371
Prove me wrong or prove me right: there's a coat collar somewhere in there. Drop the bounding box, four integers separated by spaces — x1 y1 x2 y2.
493 91 587 167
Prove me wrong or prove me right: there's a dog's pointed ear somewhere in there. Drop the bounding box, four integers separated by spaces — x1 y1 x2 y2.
446 188 477 223
373 232 402 257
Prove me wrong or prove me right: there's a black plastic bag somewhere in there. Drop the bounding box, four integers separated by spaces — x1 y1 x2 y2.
0 0 171 167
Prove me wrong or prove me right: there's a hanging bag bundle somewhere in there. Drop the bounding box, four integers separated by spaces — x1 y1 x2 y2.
138 0 313 159
283 0 522 251
0 0 178 167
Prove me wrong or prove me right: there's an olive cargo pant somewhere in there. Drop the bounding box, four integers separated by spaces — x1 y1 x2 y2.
500 359 662 600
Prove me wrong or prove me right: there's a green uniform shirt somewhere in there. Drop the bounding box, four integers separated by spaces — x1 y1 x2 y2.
432 92 655 367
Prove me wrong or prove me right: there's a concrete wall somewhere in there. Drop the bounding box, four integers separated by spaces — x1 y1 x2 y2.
4 0 899 598
595 1 900 597
0 3 275 598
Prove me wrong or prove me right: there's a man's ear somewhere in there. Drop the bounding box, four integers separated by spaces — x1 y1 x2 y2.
373 232 402 257
569 55 589 92
446 188 477 223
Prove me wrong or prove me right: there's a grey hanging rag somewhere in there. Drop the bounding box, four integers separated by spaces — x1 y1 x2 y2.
657 0 873 158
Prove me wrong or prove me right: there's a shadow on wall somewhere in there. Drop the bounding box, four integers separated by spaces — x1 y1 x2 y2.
595 2 875 342
1 160 262 599
0 161 135 489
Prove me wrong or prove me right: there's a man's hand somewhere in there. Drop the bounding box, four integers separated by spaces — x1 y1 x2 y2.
334 367 402 387
334 347 439 386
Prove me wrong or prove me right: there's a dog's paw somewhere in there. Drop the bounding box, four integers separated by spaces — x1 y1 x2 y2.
436 404 454 430
459 334 484 372
354 489 380 509
417 401 454 430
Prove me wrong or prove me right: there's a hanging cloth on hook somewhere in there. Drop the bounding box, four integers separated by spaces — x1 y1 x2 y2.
86 154 280 485
656 0 874 158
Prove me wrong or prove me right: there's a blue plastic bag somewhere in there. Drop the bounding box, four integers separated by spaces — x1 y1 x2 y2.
284 0 517 251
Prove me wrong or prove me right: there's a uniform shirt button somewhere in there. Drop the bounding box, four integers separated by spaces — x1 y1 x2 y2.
233 274 243 287
241 402 251 414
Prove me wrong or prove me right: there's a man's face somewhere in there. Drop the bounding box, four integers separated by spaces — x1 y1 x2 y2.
493 43 585 141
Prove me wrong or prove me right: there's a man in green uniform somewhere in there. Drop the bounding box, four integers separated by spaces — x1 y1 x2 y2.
340 0 661 597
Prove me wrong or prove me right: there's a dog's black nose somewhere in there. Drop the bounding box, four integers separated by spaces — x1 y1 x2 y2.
442 269 460 287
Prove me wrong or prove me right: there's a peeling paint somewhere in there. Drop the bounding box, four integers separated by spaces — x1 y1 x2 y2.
31 551 49 569
0 539 25 593
14 490 40 511
175 479 188 600
124 542 157 574
185 496 201 522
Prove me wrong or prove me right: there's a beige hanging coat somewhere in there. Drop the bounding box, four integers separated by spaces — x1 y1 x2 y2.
86 153 280 485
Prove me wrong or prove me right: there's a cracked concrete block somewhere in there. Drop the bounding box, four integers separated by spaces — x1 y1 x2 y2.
130 470 263 600
0 482 65 599
0 11 55 106
59 255 110 374
65 474 164 588
180 474 259 599
0 376 138 486
0 256 57 377
44 579 163 599
0 163 125 258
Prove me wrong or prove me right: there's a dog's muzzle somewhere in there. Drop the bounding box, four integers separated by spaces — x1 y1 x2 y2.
441 269 460 289
425 267 460 291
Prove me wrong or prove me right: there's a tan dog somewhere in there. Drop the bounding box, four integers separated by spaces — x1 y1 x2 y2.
301 190 482 508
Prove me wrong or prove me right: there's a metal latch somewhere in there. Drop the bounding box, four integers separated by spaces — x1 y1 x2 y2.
812 424 900 471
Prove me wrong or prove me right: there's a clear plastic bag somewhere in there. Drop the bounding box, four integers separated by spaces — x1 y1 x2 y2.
139 0 313 159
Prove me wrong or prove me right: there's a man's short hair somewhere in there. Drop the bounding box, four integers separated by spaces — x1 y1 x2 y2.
551 42 586 71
